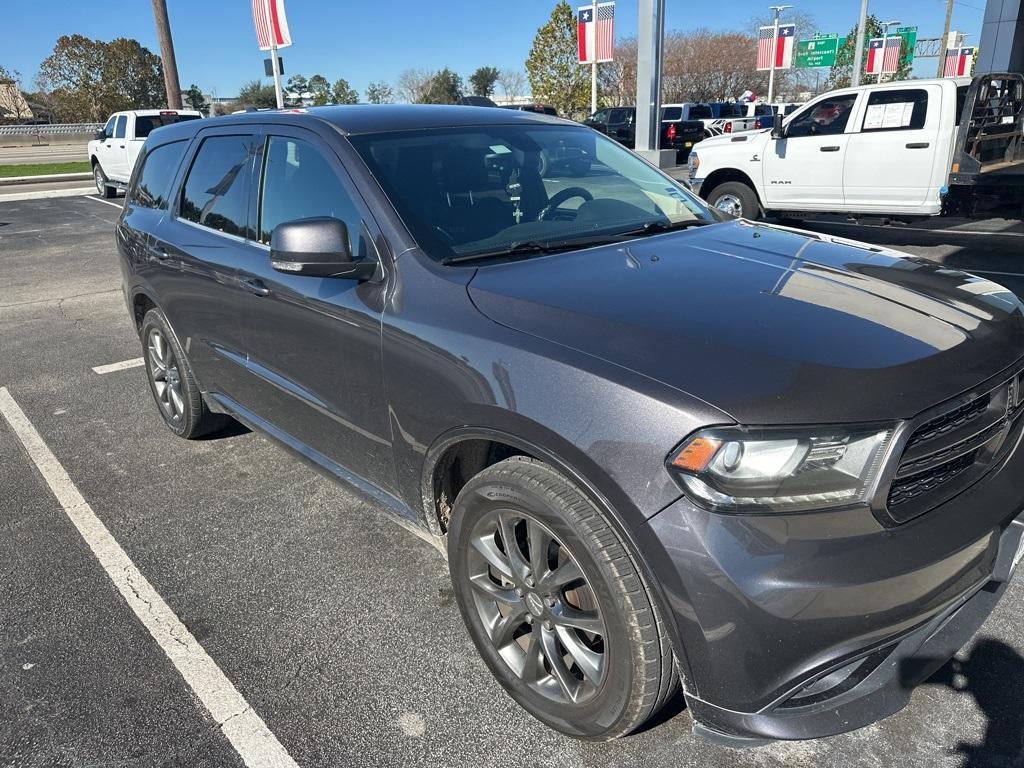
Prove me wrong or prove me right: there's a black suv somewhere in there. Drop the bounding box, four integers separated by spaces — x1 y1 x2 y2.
117 105 1024 746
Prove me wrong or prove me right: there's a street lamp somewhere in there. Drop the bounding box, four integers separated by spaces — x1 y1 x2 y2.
767 5 793 104
879 19 901 82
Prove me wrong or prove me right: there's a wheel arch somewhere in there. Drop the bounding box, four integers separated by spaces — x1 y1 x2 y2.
421 423 697 691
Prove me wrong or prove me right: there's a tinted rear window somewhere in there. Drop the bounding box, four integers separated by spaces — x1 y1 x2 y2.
754 104 773 116
661 107 682 121
136 113 201 138
715 104 742 118
130 140 186 209
689 105 713 120
179 135 252 236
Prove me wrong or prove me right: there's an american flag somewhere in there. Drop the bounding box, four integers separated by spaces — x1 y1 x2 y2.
577 3 615 64
882 35 902 74
943 47 975 77
865 38 884 75
252 0 292 51
756 24 795 71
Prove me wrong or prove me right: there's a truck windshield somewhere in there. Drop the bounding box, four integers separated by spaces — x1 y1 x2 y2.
350 125 713 262
135 114 201 138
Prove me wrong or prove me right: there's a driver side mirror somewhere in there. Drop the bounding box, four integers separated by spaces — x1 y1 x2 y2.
95 128 107 141
771 123 786 140
270 217 377 280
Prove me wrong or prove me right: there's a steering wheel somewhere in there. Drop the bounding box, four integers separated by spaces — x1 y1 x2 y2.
537 187 594 221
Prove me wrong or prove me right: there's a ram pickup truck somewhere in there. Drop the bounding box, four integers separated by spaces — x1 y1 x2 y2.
583 106 704 161
689 74 1024 220
88 109 201 197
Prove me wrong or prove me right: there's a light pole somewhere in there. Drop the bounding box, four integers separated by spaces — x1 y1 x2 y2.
879 19 901 83
767 5 793 104
851 0 869 87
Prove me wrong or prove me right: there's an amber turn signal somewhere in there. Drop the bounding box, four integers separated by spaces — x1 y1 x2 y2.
670 436 722 472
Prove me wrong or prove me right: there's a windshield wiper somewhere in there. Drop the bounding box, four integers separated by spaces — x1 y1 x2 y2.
623 219 715 236
442 234 633 265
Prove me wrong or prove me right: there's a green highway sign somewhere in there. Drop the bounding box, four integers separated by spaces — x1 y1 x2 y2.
795 36 839 68
896 26 917 66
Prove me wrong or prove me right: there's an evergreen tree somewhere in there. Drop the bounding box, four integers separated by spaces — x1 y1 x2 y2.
525 2 589 119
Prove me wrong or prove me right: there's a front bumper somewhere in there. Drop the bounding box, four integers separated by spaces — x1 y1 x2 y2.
639 419 1024 744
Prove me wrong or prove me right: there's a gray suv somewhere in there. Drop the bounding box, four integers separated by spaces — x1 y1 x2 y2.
116 105 1024 746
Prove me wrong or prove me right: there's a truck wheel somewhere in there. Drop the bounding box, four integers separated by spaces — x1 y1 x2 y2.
706 181 760 220
93 163 116 199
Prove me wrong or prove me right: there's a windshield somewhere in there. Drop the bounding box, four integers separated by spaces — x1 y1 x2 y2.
349 124 712 262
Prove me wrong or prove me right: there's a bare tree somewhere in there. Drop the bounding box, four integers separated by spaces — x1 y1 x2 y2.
596 39 636 107
496 68 527 103
396 68 435 104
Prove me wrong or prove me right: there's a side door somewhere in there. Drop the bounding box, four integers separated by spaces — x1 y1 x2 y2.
148 128 258 400
843 86 942 210
607 108 634 144
95 116 119 174
108 114 131 181
760 92 859 209
233 126 395 491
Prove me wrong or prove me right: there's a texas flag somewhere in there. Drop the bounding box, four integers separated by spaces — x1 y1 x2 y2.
943 47 975 77
865 38 885 75
756 24 795 71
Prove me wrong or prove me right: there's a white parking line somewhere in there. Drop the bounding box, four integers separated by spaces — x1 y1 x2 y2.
92 357 145 375
0 386 299 768
85 195 124 209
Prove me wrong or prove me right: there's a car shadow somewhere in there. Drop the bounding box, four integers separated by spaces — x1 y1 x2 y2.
195 419 251 441
910 639 1024 768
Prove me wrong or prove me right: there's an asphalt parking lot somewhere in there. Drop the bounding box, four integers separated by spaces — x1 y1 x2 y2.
2 195 1024 768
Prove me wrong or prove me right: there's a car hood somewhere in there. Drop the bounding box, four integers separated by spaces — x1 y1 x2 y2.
467 220 1024 424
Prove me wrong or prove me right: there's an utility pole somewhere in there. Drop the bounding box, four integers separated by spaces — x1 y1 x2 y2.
766 5 792 104
937 0 955 77
151 0 182 109
851 0 869 87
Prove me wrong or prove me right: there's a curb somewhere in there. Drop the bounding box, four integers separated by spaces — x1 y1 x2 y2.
0 172 93 186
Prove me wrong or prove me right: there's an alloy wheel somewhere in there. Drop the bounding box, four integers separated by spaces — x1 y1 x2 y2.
714 193 743 217
466 509 607 705
147 328 184 423
93 166 105 195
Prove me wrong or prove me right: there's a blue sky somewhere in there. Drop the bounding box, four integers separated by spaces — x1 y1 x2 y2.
5 0 986 98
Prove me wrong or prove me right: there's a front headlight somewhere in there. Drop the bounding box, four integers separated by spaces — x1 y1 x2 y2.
687 152 699 179
667 425 894 513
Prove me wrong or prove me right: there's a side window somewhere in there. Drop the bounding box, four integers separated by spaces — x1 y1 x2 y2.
114 115 127 139
258 136 368 258
592 109 608 123
103 117 115 139
130 141 185 209
609 108 630 124
785 94 858 137
860 89 929 132
179 135 252 236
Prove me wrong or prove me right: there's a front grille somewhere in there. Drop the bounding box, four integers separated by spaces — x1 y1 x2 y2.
886 363 1024 524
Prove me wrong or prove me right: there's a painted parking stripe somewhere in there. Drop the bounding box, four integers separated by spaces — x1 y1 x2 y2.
92 357 145 375
85 195 123 209
0 386 299 768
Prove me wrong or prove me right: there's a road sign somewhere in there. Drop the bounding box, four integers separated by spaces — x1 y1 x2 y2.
795 36 839 68
896 26 917 67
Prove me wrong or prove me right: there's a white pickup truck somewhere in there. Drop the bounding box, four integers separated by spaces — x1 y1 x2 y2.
689 74 1024 220
88 109 201 197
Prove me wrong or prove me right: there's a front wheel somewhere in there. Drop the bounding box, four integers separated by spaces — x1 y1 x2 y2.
706 181 760 220
448 457 677 740
92 162 116 199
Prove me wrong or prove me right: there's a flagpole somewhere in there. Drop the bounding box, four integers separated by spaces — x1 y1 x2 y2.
767 10 778 104
270 43 284 108
591 0 598 115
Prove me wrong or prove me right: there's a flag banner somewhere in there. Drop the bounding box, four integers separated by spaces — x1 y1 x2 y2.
882 36 902 74
943 47 975 77
578 3 615 63
252 0 292 50
757 24 795 71
865 38 885 75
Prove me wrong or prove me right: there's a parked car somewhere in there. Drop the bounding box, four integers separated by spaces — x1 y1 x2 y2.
690 74 1024 219
88 109 202 198
117 104 1024 747
501 103 558 116
741 102 778 129
583 106 704 161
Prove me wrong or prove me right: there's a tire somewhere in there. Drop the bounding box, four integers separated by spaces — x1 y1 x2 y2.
92 162 116 199
706 180 760 220
140 308 227 439
448 456 678 741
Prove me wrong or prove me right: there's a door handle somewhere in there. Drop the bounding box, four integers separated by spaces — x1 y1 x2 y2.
906 142 930 149
149 245 170 261
240 277 271 297
820 145 840 152
118 144 125 148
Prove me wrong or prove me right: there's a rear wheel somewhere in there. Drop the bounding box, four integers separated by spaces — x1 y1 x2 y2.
706 181 760 220
140 309 226 439
448 457 677 740
92 162 116 199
